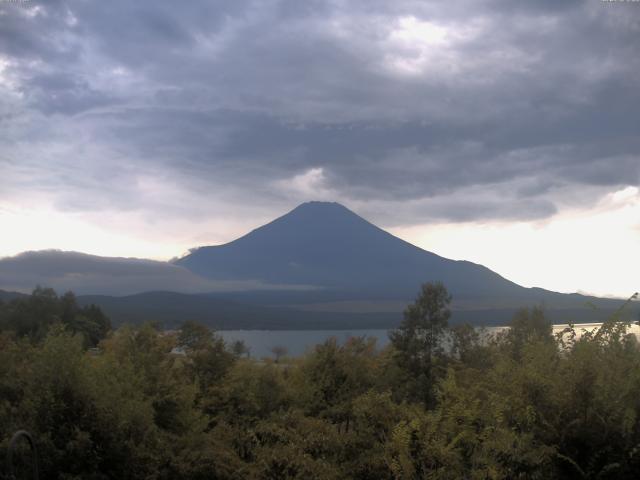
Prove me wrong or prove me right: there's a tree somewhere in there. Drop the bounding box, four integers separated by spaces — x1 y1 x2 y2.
271 345 288 363
0 288 111 347
231 339 250 358
389 282 451 406
450 322 488 367
62 291 111 347
506 306 552 359
178 321 214 351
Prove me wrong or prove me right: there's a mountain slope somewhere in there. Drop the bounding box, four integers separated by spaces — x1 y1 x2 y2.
176 202 522 299
176 201 591 308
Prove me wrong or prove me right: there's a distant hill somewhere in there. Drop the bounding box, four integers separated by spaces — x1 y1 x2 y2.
0 250 299 296
0 289 27 302
76 291 398 330
75 291 632 330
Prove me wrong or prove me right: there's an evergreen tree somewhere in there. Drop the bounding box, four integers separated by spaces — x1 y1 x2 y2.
389 282 451 406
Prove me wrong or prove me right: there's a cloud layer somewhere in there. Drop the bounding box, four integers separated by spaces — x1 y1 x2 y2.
1 0 639 235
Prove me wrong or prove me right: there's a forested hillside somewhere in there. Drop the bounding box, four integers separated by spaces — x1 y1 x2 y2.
1 287 640 479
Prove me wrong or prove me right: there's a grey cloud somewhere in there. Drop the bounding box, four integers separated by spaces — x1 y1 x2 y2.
0 0 638 227
25 72 116 114
0 2 79 62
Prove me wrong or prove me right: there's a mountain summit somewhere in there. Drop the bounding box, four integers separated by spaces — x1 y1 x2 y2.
176 201 529 302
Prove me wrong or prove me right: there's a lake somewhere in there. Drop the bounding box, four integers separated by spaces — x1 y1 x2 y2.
219 323 640 359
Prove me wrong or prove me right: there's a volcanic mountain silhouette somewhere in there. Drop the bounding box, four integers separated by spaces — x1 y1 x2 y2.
1 202 631 328
176 201 562 306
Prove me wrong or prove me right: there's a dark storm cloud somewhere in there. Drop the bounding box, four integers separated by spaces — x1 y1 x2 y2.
0 0 638 225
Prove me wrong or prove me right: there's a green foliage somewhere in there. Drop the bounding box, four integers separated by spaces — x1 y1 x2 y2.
0 287 110 347
2 288 640 479
178 320 214 351
389 282 451 406
506 306 554 360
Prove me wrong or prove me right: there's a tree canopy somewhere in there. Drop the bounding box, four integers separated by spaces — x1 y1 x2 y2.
2 287 640 479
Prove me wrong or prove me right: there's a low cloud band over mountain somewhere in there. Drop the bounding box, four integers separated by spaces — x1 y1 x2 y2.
0 250 314 296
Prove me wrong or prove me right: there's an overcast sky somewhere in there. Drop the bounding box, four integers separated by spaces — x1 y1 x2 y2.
1 0 639 297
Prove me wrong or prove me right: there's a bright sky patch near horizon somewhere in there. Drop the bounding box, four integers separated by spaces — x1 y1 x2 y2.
1 0 638 298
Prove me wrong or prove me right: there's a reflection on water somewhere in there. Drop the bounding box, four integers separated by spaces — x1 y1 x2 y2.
219 322 640 359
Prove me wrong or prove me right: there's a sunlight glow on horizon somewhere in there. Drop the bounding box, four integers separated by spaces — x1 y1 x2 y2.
390 187 640 299
0 206 189 261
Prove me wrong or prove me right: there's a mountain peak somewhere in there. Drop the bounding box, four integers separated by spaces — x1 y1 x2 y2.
288 201 355 217
294 200 346 209
270 200 375 232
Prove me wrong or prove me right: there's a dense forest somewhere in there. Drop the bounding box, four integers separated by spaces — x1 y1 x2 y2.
1 285 640 479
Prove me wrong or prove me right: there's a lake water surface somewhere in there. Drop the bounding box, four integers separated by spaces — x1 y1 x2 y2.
220 323 640 359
